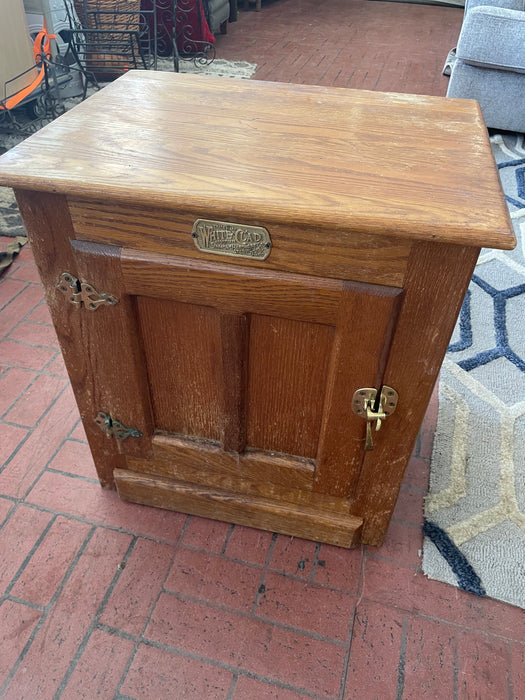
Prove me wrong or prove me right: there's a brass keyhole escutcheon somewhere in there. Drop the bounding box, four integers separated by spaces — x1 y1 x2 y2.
352 386 399 450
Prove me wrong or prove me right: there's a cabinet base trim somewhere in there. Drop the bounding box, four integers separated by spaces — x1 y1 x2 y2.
114 469 363 548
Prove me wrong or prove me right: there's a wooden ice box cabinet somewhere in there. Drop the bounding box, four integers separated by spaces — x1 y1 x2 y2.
0 72 515 547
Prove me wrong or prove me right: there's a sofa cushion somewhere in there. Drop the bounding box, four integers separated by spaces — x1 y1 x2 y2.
457 6 525 73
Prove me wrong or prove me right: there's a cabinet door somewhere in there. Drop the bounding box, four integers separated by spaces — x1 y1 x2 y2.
65 241 402 546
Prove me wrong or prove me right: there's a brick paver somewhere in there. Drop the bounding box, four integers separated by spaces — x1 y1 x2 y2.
403 616 456 699
121 643 234 699
345 601 405 700
456 631 510 700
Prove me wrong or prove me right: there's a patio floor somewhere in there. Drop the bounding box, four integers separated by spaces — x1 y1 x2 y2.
1 0 524 698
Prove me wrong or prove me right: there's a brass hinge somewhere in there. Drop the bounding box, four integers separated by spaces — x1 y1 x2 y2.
57 272 118 310
352 386 398 451
94 412 142 440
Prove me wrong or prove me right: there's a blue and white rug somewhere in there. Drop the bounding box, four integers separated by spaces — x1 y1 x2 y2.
423 133 525 608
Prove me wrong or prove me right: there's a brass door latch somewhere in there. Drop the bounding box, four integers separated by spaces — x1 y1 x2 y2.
352 386 399 450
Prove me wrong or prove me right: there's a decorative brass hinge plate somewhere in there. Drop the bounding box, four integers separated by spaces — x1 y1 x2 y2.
191 219 272 260
94 412 142 440
352 386 399 451
57 272 118 310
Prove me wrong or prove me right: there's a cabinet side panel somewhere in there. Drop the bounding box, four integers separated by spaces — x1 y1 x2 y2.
137 297 222 441
247 315 334 459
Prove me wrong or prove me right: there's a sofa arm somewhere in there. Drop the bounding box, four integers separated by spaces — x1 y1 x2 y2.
457 6 525 72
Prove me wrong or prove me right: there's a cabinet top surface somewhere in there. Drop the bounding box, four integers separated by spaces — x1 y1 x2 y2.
0 72 515 248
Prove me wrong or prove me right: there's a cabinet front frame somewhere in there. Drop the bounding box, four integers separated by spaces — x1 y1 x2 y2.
14 189 481 546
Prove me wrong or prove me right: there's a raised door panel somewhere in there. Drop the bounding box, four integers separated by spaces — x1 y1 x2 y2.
133 301 335 462
247 315 334 459
138 297 222 440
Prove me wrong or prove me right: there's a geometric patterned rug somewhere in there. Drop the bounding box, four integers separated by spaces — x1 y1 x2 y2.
423 133 525 608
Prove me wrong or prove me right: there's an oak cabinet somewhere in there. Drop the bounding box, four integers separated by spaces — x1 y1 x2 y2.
0 72 515 546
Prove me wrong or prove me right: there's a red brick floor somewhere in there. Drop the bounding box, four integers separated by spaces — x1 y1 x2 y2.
1 263 524 700
217 0 462 96
1 1 525 697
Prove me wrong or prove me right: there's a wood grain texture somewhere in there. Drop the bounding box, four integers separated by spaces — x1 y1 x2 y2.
352 241 481 545
114 468 363 548
72 200 411 286
246 315 334 459
137 297 222 441
151 433 315 492
12 192 139 487
313 281 403 498
0 73 515 250
69 240 154 461
220 313 249 452
127 434 351 514
121 249 343 324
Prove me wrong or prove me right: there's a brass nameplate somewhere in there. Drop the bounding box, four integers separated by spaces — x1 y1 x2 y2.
191 219 272 260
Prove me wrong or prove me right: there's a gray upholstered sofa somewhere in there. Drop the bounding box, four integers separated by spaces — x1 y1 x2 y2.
446 0 525 132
